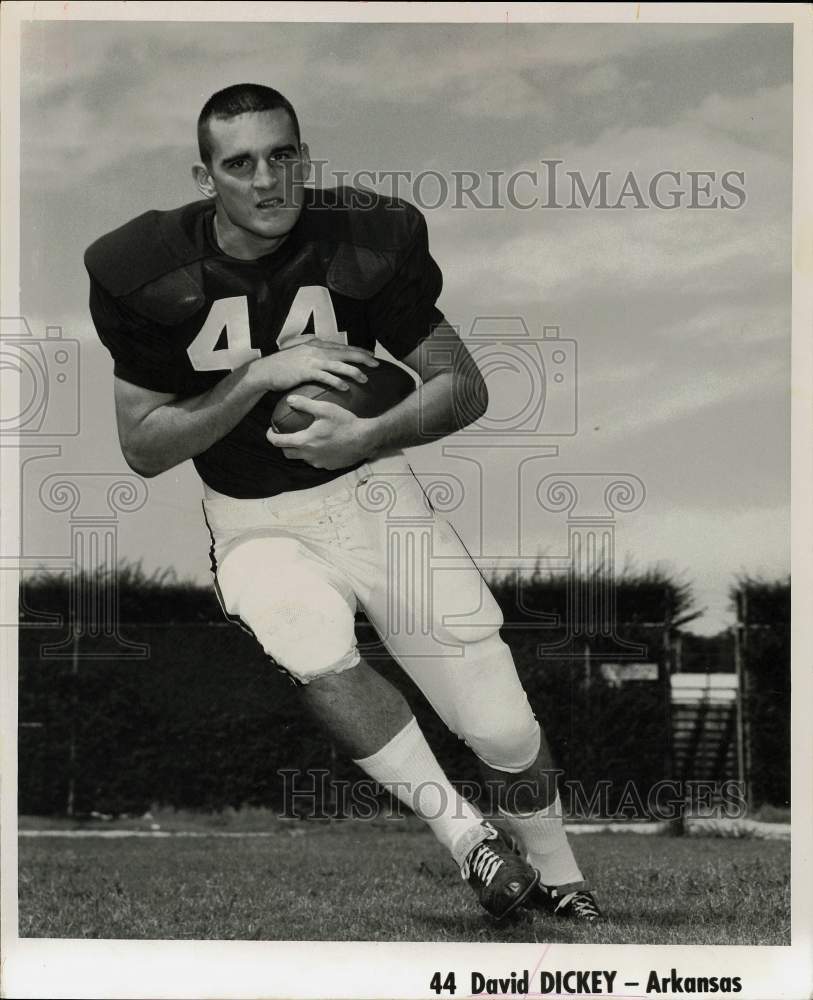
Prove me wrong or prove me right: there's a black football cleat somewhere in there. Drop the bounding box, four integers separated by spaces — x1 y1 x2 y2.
502 832 601 922
460 823 539 921
530 883 601 922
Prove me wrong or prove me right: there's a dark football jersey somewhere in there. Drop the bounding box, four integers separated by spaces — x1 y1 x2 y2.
84 187 445 498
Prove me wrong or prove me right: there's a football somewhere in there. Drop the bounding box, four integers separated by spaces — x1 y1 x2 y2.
270 358 418 433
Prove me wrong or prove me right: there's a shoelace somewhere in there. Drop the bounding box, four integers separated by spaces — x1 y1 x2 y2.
461 842 505 886
555 890 599 917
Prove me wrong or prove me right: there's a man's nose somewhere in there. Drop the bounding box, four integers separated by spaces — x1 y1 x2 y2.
252 160 278 190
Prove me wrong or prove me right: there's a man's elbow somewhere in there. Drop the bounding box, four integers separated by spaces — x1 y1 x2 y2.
123 453 162 479
120 438 164 478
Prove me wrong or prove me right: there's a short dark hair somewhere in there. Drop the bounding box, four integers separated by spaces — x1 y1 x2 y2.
197 84 301 165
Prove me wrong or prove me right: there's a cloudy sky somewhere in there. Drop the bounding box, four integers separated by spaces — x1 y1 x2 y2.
16 17 791 635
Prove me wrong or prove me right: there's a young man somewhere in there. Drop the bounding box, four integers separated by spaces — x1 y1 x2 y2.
85 83 599 924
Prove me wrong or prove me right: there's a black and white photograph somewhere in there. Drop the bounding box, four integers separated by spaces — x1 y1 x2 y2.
1 3 811 998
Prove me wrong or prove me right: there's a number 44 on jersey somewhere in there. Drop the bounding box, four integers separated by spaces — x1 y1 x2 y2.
186 286 347 373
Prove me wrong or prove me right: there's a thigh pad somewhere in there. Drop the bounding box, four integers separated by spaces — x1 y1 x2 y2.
216 536 359 683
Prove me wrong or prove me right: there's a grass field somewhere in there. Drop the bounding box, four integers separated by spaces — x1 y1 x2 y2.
18 818 789 944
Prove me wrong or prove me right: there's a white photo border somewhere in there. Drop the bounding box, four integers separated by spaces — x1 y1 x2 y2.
1 3 811 999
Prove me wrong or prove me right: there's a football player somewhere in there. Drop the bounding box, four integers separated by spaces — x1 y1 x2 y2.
85 83 600 924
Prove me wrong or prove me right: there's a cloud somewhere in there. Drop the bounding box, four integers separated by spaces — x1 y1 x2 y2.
431 81 790 315
14 20 791 643
656 300 790 347
20 20 749 192
250 23 741 108
573 63 625 96
688 83 792 152
618 503 789 633
597 353 786 440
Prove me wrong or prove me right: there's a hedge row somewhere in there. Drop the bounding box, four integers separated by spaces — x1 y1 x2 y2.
17 569 790 815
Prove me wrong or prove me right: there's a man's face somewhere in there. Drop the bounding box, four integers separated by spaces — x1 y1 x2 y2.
199 109 310 255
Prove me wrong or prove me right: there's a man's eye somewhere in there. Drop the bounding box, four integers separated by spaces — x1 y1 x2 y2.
273 152 295 161
229 160 248 170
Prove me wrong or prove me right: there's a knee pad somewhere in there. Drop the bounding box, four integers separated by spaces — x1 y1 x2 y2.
216 536 359 683
447 634 541 773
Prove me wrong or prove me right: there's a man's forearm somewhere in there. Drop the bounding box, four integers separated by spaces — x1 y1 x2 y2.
365 371 487 455
122 363 268 476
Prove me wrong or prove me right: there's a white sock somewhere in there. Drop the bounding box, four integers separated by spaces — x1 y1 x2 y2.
354 717 487 866
499 792 585 889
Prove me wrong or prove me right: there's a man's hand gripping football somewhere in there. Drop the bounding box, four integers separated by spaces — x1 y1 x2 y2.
252 337 379 394
266 396 376 470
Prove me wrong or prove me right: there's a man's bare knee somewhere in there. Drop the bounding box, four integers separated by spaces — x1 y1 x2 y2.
299 659 413 759
301 658 381 702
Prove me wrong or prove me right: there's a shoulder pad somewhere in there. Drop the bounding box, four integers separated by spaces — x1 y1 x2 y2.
300 187 425 299
84 201 211 298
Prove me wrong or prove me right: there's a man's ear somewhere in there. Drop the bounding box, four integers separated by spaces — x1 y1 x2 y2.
300 142 312 182
192 162 217 199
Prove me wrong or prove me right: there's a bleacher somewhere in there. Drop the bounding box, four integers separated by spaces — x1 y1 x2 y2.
670 673 739 782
